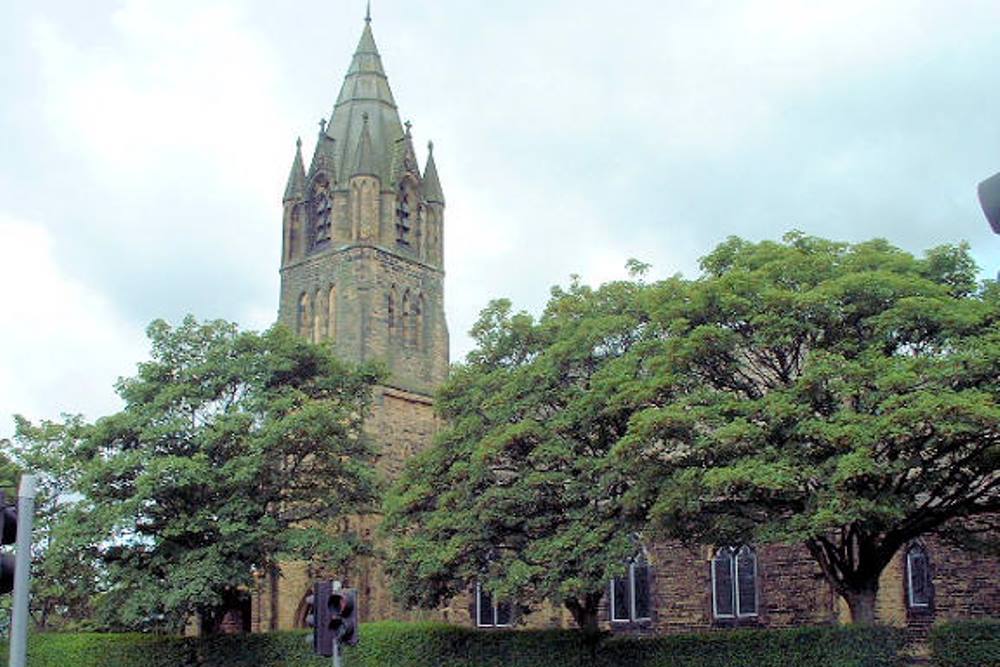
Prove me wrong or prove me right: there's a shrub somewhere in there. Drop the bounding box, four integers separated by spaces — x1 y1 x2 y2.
0 633 190 667
930 619 1000 667
0 622 905 667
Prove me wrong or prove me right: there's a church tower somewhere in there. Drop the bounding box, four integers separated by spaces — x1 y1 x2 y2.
278 12 448 397
256 11 450 631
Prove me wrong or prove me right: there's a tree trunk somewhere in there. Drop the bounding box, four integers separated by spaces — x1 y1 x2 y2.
565 599 598 634
843 585 879 625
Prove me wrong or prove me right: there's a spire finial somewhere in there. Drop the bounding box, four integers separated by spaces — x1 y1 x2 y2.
296 136 302 149
365 0 371 23
404 120 412 136
319 118 327 134
428 140 434 154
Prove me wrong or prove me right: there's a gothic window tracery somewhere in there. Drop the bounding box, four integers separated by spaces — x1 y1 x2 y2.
311 176 332 248
476 583 513 628
712 546 757 619
610 548 652 623
287 205 301 261
906 543 932 609
396 180 414 246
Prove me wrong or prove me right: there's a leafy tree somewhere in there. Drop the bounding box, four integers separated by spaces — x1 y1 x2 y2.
0 447 20 636
0 447 19 494
8 416 100 630
15 316 382 631
618 233 999 623
384 278 652 634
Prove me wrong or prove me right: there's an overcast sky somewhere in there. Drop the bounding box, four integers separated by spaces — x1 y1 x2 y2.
2 0 999 440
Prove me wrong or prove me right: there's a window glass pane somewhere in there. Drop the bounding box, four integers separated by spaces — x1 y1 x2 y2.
908 549 930 606
633 564 651 620
713 550 734 617
612 576 630 621
495 601 512 626
478 588 495 626
736 547 757 616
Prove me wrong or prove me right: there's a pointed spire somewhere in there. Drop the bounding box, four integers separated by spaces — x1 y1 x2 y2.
354 112 377 177
422 140 445 205
284 137 306 202
352 18 380 70
365 0 371 23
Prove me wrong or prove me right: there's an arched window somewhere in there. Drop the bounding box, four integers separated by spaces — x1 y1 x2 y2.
387 288 396 337
287 205 300 261
297 293 311 338
312 176 332 248
409 294 422 349
327 285 337 340
417 294 427 350
476 582 512 628
396 180 415 246
313 288 323 343
712 545 757 619
610 549 651 623
906 544 932 608
401 290 411 346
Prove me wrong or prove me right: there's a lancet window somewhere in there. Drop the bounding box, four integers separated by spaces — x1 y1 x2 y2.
312 176 332 248
297 293 311 338
610 549 652 623
712 545 757 619
396 181 414 246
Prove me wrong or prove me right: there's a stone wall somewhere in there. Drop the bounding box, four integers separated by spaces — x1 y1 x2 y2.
278 244 447 397
593 541 836 636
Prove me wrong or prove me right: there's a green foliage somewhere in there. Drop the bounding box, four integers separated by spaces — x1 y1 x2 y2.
0 633 190 667
12 316 383 631
384 278 654 629
0 623 905 667
618 233 1000 622
9 416 100 630
929 619 1000 667
0 447 19 495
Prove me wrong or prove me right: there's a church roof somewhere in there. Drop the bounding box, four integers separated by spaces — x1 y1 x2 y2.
324 16 405 186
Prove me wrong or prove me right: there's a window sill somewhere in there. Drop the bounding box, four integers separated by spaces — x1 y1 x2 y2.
609 618 655 632
712 616 762 629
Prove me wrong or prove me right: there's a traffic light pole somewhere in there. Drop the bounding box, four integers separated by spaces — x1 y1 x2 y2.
8 474 36 667
333 637 341 667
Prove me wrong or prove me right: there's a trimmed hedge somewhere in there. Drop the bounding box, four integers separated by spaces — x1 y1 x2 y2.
1 621 904 667
930 619 1000 667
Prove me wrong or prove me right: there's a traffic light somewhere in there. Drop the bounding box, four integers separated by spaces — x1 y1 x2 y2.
329 588 358 647
0 491 16 595
306 582 360 656
979 171 1000 234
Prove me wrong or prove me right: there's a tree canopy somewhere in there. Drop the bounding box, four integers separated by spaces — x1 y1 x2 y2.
14 316 382 631
617 233 999 623
386 233 998 627
384 278 652 632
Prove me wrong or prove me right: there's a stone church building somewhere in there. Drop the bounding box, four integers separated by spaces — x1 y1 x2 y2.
251 13 999 637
